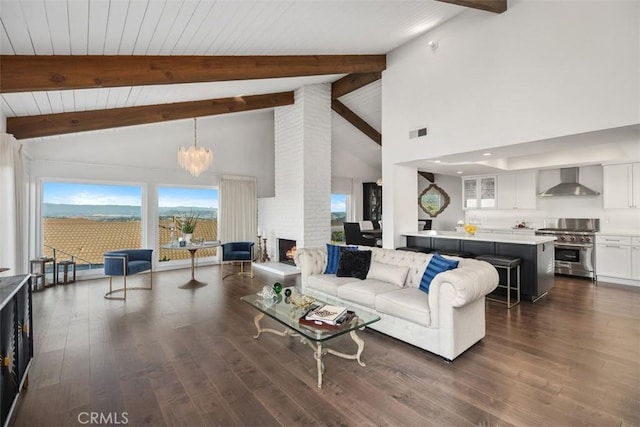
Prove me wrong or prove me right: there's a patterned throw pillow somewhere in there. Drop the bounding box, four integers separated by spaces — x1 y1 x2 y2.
324 244 357 274
419 252 459 293
336 249 372 280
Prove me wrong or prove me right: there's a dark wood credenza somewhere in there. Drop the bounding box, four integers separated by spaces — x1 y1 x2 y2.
0 275 33 427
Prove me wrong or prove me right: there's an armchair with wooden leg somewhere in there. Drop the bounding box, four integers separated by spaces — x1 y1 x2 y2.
221 242 255 279
103 249 153 300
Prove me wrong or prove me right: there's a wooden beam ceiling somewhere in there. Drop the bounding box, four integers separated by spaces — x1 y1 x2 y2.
331 72 382 145
331 72 382 99
435 0 507 14
0 55 386 93
7 92 294 140
331 99 381 146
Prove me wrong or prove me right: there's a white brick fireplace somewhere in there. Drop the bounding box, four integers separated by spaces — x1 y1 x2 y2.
258 84 332 261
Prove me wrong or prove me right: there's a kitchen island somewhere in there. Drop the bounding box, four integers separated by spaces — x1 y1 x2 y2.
403 231 556 302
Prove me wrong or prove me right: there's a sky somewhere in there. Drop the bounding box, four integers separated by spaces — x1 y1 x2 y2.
331 194 346 213
44 182 218 208
44 181 339 211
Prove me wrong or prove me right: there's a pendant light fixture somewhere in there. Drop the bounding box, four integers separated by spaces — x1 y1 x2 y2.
177 118 213 177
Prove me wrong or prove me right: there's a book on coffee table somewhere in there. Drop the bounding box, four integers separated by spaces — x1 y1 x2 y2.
305 304 348 325
299 310 355 330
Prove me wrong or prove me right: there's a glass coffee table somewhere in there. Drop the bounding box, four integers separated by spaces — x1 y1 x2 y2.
241 289 380 388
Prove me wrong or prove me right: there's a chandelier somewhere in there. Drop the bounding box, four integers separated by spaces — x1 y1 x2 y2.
177 118 213 176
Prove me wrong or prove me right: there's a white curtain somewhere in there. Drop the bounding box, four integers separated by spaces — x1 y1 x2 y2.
0 134 28 275
218 175 257 243
350 178 363 221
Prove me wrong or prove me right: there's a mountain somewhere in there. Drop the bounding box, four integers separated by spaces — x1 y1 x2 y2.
44 204 217 220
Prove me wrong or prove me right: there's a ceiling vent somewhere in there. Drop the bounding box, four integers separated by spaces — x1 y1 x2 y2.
539 167 600 197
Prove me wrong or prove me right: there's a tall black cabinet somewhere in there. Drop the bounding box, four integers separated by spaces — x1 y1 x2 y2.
363 182 382 221
0 275 33 426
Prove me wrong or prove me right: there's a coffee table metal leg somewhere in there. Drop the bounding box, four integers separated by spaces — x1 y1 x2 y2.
251 314 366 388
252 312 290 339
314 343 323 388
325 330 366 367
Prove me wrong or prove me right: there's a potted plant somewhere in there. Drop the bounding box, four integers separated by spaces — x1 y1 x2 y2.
177 211 199 244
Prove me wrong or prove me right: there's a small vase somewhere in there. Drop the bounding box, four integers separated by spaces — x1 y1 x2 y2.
184 233 193 244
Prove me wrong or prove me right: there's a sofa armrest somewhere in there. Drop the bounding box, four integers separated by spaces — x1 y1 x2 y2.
294 247 327 279
429 259 499 308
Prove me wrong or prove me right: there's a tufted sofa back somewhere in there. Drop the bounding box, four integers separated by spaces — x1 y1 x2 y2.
366 247 431 289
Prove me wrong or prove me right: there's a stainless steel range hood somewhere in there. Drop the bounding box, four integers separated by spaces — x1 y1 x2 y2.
539 167 600 197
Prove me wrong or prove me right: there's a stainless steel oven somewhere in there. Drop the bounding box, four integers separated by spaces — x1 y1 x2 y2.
553 241 595 278
536 218 599 280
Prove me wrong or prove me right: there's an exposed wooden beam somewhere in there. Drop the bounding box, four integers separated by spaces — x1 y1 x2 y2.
7 91 294 140
418 172 435 183
0 55 387 93
435 0 507 13
331 99 381 146
331 72 382 99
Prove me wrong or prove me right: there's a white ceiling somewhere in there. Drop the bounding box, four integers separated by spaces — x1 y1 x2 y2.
0 0 466 172
5 1 630 177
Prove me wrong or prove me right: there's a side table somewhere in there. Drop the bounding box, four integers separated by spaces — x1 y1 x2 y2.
57 260 76 284
29 257 56 288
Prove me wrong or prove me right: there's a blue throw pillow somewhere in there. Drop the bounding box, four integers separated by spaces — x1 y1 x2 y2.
325 244 357 274
419 252 459 293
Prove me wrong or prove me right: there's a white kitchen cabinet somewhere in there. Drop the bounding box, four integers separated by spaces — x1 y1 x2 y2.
596 235 632 279
462 176 496 210
497 172 537 210
633 237 640 281
603 163 640 209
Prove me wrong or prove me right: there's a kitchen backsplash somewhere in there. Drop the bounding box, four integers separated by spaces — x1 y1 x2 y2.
465 199 639 232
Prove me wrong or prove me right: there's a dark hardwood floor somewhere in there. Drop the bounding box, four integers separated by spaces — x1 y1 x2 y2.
12 265 640 426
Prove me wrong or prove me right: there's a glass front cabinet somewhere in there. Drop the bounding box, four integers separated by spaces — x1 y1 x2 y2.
363 182 382 221
462 176 496 210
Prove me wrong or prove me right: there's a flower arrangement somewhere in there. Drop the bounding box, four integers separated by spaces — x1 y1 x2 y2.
463 224 478 235
176 211 199 234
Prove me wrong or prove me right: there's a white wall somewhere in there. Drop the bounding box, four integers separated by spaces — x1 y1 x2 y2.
383 0 639 164
382 0 639 246
259 84 332 257
0 111 5 133
23 109 276 197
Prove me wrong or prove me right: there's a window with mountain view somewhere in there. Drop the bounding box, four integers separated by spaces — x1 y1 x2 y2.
158 186 218 262
42 182 142 271
331 194 348 243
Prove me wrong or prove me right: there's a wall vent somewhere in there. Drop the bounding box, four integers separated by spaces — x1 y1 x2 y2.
409 127 428 139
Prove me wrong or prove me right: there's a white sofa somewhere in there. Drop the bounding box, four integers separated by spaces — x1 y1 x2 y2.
294 246 499 360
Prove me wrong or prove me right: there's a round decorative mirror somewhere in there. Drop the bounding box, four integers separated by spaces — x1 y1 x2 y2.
418 183 450 217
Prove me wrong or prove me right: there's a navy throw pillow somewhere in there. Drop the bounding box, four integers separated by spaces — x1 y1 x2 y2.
419 252 459 293
336 249 372 280
325 244 357 274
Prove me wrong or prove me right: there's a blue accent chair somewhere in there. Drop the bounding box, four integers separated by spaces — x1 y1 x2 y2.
221 242 254 279
103 249 153 299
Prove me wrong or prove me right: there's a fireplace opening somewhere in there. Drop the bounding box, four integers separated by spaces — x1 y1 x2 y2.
278 238 297 266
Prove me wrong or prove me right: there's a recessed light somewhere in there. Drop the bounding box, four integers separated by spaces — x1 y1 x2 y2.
483 152 492 156
433 160 441 163
457 171 463 174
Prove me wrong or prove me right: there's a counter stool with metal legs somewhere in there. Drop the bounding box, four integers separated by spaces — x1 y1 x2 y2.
476 255 521 309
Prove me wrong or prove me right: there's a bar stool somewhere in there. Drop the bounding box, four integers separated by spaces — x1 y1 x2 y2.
57 260 76 284
476 255 521 308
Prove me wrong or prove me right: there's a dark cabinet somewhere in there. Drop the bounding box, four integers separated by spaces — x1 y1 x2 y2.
363 182 382 221
0 275 33 426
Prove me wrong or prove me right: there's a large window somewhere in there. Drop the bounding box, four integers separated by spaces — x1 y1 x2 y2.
331 194 348 243
42 182 142 270
158 186 218 262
